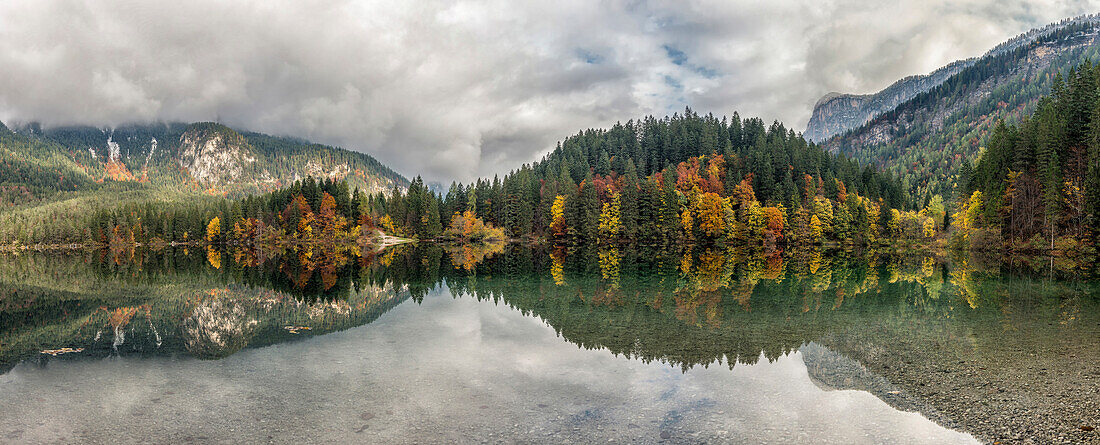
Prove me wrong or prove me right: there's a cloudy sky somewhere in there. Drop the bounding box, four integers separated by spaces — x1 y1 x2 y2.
1 1 1098 182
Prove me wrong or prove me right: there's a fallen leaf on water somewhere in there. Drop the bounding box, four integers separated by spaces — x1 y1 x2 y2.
41 348 83 356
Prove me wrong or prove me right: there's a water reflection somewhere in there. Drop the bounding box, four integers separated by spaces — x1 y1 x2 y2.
0 289 977 444
0 245 1097 443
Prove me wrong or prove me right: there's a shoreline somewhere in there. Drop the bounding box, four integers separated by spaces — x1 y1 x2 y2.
0 233 417 254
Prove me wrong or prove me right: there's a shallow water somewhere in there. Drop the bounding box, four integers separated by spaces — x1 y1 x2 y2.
0 245 1096 444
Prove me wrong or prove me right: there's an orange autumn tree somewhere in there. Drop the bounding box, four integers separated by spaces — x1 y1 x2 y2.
731 175 757 208
444 210 504 242
316 192 348 239
762 206 786 242
703 156 725 194
675 155 725 195
836 180 848 203
231 217 261 242
676 157 705 194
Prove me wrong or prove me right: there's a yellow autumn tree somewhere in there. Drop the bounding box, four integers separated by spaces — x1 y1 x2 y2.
680 207 694 239
379 214 400 236
598 188 621 241
206 246 222 269
694 192 725 239
922 216 936 239
598 247 621 289
550 195 567 236
206 217 221 243
297 211 315 238
550 247 566 286
746 202 766 241
952 190 984 241
809 214 824 243
888 208 902 237
866 198 881 245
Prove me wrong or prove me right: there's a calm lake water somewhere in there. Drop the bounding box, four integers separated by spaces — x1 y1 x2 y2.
0 245 1097 444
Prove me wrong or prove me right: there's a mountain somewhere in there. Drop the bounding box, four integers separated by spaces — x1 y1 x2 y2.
819 15 1100 199
0 121 407 205
805 59 973 143
807 14 1100 144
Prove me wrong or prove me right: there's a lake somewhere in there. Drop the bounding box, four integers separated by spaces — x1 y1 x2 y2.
0 244 1096 444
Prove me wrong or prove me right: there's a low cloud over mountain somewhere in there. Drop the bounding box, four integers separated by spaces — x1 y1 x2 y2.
1 0 1096 182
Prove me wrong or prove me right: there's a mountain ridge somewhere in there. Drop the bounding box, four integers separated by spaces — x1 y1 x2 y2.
0 120 408 205
806 13 1100 144
805 59 975 143
820 16 1100 198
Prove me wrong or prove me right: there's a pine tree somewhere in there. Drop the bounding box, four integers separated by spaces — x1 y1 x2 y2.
596 150 612 176
619 159 640 239
425 197 442 239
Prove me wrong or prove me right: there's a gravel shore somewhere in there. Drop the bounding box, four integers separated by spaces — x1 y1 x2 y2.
820 317 1100 444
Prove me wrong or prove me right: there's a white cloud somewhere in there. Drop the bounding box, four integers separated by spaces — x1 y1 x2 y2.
0 0 1097 182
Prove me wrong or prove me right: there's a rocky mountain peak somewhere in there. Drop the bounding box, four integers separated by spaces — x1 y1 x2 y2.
805 13 1100 144
178 122 256 185
804 59 973 143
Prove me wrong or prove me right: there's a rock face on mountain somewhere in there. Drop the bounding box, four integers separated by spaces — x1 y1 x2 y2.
820 16 1100 198
804 60 973 143
805 14 1100 144
178 123 256 185
4 120 408 197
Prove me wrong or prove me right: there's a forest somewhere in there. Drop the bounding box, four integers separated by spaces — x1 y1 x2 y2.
1 110 947 250
958 60 1100 256
364 109 941 250
12 62 1100 259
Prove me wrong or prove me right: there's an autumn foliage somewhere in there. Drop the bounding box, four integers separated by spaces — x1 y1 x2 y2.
442 210 505 242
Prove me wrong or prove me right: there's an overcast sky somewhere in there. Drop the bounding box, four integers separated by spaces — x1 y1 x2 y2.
1 1 1098 183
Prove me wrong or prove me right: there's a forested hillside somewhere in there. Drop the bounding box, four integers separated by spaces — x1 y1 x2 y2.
825 19 1100 200
366 109 944 248
0 173 377 247
0 123 105 206
0 120 408 246
0 121 407 206
958 60 1100 254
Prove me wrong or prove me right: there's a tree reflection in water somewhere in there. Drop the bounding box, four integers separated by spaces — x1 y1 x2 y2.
2 244 1095 443
0 244 1096 371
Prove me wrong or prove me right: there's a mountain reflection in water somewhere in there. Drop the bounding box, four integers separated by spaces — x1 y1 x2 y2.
0 244 1096 443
